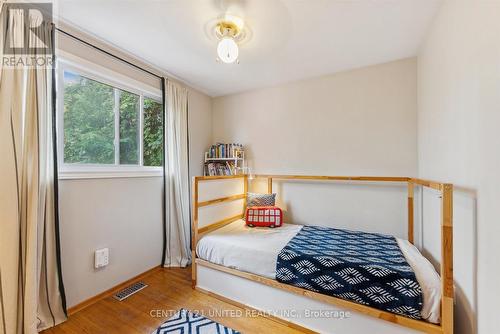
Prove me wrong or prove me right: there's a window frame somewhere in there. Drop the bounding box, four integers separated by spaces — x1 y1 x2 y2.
57 56 163 179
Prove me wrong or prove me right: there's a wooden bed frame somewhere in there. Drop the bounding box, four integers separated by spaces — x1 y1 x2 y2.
191 174 453 334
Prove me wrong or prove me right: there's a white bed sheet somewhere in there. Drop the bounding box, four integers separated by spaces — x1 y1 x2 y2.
197 219 303 279
196 219 441 323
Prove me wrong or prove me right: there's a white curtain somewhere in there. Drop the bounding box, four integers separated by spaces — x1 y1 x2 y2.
0 5 67 333
162 79 191 267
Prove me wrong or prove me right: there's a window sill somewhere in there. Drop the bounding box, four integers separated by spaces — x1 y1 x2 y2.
58 167 163 180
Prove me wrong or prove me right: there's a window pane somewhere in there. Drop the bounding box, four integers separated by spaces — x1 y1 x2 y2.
63 71 115 164
119 90 140 164
143 98 163 166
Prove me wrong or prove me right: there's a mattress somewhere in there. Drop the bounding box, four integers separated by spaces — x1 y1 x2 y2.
196 219 441 324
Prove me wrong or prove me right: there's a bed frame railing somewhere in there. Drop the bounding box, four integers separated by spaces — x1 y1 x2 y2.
191 174 453 334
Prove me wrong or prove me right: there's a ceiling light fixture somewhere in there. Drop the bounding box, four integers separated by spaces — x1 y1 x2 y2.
217 36 239 63
215 16 244 64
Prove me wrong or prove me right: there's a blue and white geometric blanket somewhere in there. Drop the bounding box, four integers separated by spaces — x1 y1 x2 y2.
153 309 241 334
276 226 423 319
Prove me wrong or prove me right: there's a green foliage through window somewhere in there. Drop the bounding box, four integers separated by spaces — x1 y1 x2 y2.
63 70 163 167
64 73 115 164
143 98 163 166
119 91 140 165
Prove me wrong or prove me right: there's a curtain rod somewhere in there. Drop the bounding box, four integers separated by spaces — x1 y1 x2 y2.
54 26 163 81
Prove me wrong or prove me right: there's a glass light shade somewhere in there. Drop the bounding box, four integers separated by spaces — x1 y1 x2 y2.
217 37 238 64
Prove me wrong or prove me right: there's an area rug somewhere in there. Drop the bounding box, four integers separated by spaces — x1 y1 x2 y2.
152 308 241 334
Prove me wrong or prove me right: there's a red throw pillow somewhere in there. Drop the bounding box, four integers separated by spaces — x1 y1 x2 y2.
245 206 283 228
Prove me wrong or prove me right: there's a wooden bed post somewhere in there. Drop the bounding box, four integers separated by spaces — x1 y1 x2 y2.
441 184 454 334
407 181 414 244
244 174 248 206
267 177 273 194
191 177 199 288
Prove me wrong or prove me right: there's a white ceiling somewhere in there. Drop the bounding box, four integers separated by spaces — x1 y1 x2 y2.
57 0 442 97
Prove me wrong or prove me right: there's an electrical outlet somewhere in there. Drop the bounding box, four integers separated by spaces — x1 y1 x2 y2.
95 248 109 268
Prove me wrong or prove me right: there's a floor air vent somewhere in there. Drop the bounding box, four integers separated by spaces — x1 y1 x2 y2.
113 281 147 301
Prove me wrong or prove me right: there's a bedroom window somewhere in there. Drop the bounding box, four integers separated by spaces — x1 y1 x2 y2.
58 61 163 179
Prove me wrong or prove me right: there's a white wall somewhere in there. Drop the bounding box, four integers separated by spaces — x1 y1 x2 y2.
59 177 163 307
417 1 500 333
212 58 417 237
213 58 417 176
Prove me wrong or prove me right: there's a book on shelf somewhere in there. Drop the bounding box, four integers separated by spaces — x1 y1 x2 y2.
204 161 237 176
207 142 244 159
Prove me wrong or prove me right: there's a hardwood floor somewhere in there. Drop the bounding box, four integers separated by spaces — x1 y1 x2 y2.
43 267 308 334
